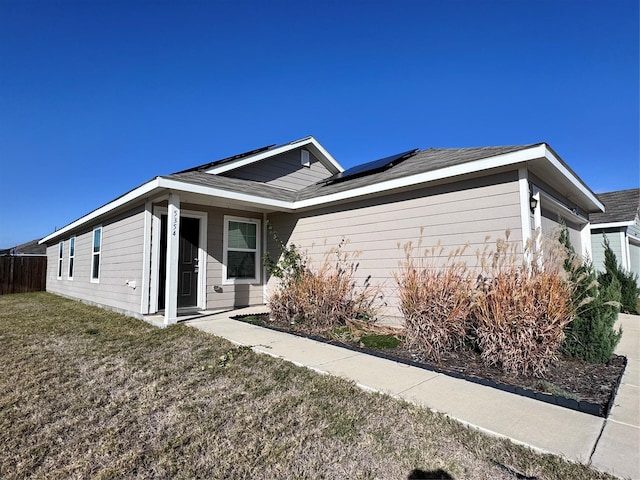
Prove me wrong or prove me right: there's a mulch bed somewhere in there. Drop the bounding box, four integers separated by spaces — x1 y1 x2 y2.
233 314 627 418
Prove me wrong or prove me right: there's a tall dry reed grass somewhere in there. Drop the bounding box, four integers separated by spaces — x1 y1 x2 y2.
395 238 474 362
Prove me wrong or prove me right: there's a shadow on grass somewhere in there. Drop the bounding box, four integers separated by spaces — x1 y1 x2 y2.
408 468 453 479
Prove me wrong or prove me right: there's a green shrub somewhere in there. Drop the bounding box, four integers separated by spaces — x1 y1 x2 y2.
360 334 401 349
559 228 622 363
395 239 473 362
598 235 639 314
265 234 381 334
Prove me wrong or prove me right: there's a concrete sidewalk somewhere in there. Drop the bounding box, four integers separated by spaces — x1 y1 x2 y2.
186 310 639 479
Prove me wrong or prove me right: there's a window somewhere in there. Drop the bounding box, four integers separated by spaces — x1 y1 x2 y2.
223 216 260 283
91 227 102 282
57 241 64 279
68 236 75 279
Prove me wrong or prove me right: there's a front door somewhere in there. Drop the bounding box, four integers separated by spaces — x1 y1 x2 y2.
158 215 200 310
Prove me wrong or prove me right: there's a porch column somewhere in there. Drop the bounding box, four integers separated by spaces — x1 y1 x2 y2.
164 193 180 325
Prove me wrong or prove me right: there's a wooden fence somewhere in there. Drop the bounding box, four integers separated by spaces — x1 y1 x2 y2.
0 256 47 295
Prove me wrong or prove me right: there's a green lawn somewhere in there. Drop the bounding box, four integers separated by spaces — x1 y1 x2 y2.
0 293 615 479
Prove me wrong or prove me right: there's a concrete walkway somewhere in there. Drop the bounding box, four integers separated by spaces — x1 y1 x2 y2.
186 310 640 479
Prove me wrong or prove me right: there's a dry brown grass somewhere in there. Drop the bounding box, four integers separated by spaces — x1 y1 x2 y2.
396 241 474 362
269 240 381 333
474 232 574 376
0 293 615 479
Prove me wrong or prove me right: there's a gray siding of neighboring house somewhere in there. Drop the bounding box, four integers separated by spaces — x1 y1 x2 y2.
178 203 265 311
629 221 640 286
591 228 624 273
629 241 640 286
45 205 146 315
220 148 332 191
266 171 523 319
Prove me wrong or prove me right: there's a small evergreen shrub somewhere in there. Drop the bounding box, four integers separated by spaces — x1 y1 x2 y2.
395 239 473 362
559 228 622 363
598 235 639 314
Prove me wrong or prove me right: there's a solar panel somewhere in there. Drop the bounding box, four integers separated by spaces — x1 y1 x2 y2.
319 148 418 185
173 144 276 174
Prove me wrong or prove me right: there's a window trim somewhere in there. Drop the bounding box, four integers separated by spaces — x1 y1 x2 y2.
67 236 75 280
222 215 261 285
57 241 64 279
91 227 102 283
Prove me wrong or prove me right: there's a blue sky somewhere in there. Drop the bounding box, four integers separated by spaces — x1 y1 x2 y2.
1 0 638 247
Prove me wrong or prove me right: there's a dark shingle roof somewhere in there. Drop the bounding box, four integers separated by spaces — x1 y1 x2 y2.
165 144 540 205
165 170 298 203
590 188 640 224
296 144 539 201
0 238 46 256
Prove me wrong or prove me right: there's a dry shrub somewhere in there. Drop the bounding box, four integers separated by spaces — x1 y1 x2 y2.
395 239 474 362
473 231 574 376
268 239 381 334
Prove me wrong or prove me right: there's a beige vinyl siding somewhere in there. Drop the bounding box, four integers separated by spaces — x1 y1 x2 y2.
179 203 265 310
266 171 522 319
45 205 146 315
220 149 332 191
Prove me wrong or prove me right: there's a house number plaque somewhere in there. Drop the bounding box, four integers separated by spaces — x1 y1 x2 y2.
172 210 179 237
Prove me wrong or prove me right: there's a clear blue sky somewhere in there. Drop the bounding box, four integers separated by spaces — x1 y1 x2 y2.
1 0 638 247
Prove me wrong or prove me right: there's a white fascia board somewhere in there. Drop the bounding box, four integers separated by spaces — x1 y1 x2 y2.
156 178 295 210
295 144 548 209
628 233 640 245
543 146 605 212
205 136 344 175
39 178 163 244
591 221 635 229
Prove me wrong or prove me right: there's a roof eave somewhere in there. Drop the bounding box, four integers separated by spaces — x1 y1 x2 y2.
590 221 635 229
541 144 605 213
40 178 164 244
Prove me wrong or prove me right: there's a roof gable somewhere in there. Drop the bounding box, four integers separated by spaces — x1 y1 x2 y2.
197 136 343 176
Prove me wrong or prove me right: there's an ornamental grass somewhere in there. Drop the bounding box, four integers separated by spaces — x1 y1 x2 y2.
395 240 474 362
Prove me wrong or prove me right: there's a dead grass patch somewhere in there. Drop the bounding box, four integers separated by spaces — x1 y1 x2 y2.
0 293 615 479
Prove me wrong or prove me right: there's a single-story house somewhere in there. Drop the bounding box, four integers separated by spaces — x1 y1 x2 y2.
39 136 604 325
0 238 47 256
590 188 640 286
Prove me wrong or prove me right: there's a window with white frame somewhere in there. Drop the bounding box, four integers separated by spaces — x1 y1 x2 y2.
68 236 75 279
91 227 102 282
57 241 64 279
223 216 260 283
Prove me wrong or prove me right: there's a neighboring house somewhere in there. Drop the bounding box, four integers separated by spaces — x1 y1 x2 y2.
590 188 640 286
0 238 47 256
39 136 604 325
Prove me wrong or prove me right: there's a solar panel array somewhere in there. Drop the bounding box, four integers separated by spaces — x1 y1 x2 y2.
319 148 419 185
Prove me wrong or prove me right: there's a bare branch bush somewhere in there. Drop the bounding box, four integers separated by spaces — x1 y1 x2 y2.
267 238 381 334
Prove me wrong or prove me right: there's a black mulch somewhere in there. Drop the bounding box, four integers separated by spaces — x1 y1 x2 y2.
233 314 626 418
